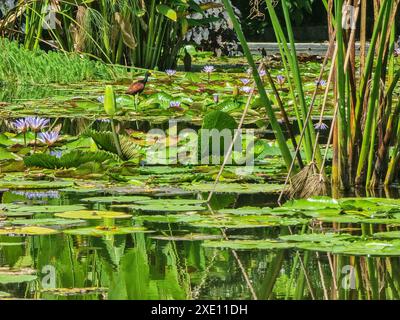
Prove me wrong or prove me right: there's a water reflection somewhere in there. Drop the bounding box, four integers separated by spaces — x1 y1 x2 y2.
1 189 400 300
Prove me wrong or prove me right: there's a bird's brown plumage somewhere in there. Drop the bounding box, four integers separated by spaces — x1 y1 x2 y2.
126 72 151 95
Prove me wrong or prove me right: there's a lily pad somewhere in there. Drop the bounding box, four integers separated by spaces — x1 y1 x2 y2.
115 204 206 212
1 204 87 215
151 233 222 241
64 226 149 236
0 180 73 189
55 210 132 220
133 214 204 224
0 226 59 235
80 195 151 204
218 206 273 216
40 287 107 296
0 268 37 284
202 240 294 250
182 183 283 194
9 218 86 228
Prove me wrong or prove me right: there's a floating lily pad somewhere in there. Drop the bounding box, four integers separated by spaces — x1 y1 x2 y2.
0 226 59 235
1 204 87 215
182 183 283 194
202 240 294 250
0 268 37 284
115 204 206 212
374 231 400 239
297 240 400 257
280 233 356 242
133 214 204 224
10 218 86 228
218 206 273 216
55 210 132 220
0 291 11 298
40 287 107 296
64 226 149 236
189 215 308 229
135 199 206 205
151 233 222 241
0 180 73 189
80 195 151 203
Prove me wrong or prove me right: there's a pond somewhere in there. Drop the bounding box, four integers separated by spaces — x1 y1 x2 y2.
0 59 399 301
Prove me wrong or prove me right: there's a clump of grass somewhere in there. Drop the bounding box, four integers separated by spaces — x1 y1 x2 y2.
0 39 127 84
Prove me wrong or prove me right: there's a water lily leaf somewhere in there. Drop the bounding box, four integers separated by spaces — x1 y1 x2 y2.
151 233 222 241
189 215 308 229
10 218 86 228
1 204 87 215
280 233 356 243
134 199 206 206
40 287 107 296
218 206 273 216
182 183 283 194
297 240 400 257
374 231 400 239
80 196 151 204
116 203 205 212
64 226 149 236
0 180 73 189
0 226 58 235
202 240 294 250
133 214 204 223
0 267 37 284
55 210 132 220
0 291 11 297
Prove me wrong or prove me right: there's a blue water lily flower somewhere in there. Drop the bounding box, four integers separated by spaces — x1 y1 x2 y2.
13 118 29 133
202 65 215 73
276 75 285 86
314 122 329 131
38 131 60 146
26 116 50 132
165 69 177 77
241 86 253 94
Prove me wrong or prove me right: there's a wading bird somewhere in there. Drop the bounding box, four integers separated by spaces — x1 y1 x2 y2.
126 71 151 110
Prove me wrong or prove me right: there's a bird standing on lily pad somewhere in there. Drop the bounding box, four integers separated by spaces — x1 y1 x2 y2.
126 71 151 110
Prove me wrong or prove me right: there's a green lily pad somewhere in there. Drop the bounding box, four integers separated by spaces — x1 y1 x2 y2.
0 180 73 189
202 240 294 250
133 214 204 224
218 206 273 215
189 215 308 229
114 204 206 212
0 268 37 284
64 226 149 236
0 226 59 235
280 233 356 242
182 183 283 194
80 195 151 203
135 199 207 205
374 231 400 239
151 233 222 241
1 204 87 215
9 218 86 228
55 210 132 220
40 287 107 296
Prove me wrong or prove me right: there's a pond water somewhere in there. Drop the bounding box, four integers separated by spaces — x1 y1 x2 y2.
2 184 400 300
1 66 400 301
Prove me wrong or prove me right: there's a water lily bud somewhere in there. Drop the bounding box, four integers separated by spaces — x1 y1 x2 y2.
104 85 116 117
233 86 239 97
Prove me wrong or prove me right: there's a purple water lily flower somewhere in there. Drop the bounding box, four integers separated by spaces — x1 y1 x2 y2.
259 69 266 77
241 86 253 94
276 75 286 87
240 78 251 85
13 190 60 200
315 79 327 87
50 150 63 158
202 65 215 73
38 131 60 146
203 65 215 82
314 122 329 131
165 69 177 77
395 48 400 57
169 101 183 111
13 118 29 133
26 116 50 132
213 94 219 103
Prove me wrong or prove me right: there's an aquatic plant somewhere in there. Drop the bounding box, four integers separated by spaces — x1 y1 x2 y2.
202 65 216 82
38 131 60 147
0 0 217 69
0 39 124 84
